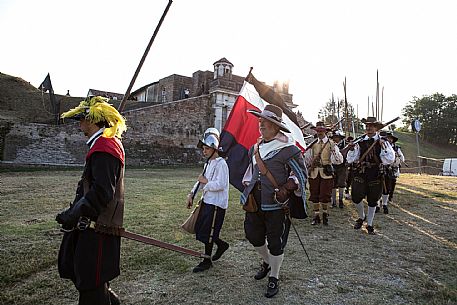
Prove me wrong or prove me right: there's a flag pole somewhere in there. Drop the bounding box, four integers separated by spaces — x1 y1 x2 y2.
118 0 173 112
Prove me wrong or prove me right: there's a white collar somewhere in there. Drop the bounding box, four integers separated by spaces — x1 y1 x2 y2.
363 133 380 141
318 136 329 143
86 128 105 148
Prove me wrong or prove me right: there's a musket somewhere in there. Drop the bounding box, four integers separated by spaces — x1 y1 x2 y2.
342 116 400 150
300 122 312 130
304 117 345 152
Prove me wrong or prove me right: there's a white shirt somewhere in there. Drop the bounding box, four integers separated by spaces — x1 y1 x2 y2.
346 133 395 165
191 157 229 209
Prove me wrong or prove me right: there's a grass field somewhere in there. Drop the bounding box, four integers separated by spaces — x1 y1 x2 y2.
0 168 456 305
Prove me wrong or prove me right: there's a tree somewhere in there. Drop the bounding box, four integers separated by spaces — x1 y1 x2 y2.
317 97 363 135
402 93 457 145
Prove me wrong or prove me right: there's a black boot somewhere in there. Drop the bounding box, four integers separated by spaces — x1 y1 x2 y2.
322 212 329 226
212 240 229 261
193 243 213 272
265 277 279 298
254 261 271 280
383 206 389 214
192 258 212 272
339 199 344 208
311 214 321 225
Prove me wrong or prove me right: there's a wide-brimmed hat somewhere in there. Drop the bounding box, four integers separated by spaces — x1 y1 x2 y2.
331 130 346 139
61 96 127 138
383 131 399 142
311 121 331 132
247 104 290 133
361 117 383 130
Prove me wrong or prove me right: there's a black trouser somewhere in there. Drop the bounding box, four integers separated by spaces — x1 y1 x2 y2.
244 209 291 256
351 175 383 207
78 282 110 305
382 175 397 200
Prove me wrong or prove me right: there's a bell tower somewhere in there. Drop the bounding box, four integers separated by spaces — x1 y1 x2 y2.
213 57 233 79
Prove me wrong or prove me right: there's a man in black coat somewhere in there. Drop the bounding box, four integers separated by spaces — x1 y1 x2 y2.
56 96 127 305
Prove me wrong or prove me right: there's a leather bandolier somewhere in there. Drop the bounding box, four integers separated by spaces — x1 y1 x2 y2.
354 138 383 181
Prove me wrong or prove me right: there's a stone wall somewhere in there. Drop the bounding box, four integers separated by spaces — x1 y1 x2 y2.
1 96 214 166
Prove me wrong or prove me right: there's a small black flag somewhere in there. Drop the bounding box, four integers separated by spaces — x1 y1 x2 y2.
39 73 54 93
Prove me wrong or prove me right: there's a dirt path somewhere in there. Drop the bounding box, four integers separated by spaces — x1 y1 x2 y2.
1 172 455 305
113 174 456 305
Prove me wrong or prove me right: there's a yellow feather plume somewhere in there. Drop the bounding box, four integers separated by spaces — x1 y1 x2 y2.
61 96 127 138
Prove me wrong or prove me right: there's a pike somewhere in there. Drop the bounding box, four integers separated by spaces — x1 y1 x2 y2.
118 0 173 113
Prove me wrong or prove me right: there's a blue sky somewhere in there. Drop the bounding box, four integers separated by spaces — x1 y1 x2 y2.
1 0 456 124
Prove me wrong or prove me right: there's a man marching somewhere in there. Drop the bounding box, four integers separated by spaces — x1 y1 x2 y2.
347 117 395 235
379 131 405 213
330 130 347 208
56 96 127 305
305 122 344 226
241 104 308 298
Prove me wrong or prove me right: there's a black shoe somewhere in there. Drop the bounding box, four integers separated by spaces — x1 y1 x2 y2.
311 215 321 225
322 213 329 226
339 200 344 208
265 277 279 298
366 225 376 235
108 288 120 305
212 241 229 261
192 259 212 273
254 262 271 280
354 218 364 229
383 206 389 214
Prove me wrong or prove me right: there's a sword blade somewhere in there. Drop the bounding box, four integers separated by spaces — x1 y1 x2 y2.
120 229 209 259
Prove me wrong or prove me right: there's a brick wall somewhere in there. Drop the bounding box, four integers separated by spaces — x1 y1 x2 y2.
1 96 214 166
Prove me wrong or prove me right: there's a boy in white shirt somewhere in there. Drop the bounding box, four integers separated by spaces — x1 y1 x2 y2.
186 128 230 272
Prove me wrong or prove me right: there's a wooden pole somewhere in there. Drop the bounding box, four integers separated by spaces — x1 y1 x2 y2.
118 0 173 112
381 86 384 122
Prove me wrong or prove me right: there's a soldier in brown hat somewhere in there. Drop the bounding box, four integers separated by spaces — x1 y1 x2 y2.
346 117 395 234
241 104 308 298
378 131 405 213
304 122 344 226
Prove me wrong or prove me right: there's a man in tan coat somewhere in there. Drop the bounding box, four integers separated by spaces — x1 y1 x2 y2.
304 122 343 226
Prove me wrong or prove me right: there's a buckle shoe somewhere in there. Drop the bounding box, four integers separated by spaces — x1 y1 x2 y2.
265 277 279 298
366 225 376 235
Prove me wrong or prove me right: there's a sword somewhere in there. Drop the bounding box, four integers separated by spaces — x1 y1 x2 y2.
287 215 312 264
119 228 209 258
67 218 209 259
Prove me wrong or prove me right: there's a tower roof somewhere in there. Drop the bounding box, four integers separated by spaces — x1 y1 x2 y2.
213 57 233 66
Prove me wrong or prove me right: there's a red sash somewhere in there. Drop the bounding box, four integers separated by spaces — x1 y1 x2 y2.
86 136 125 165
